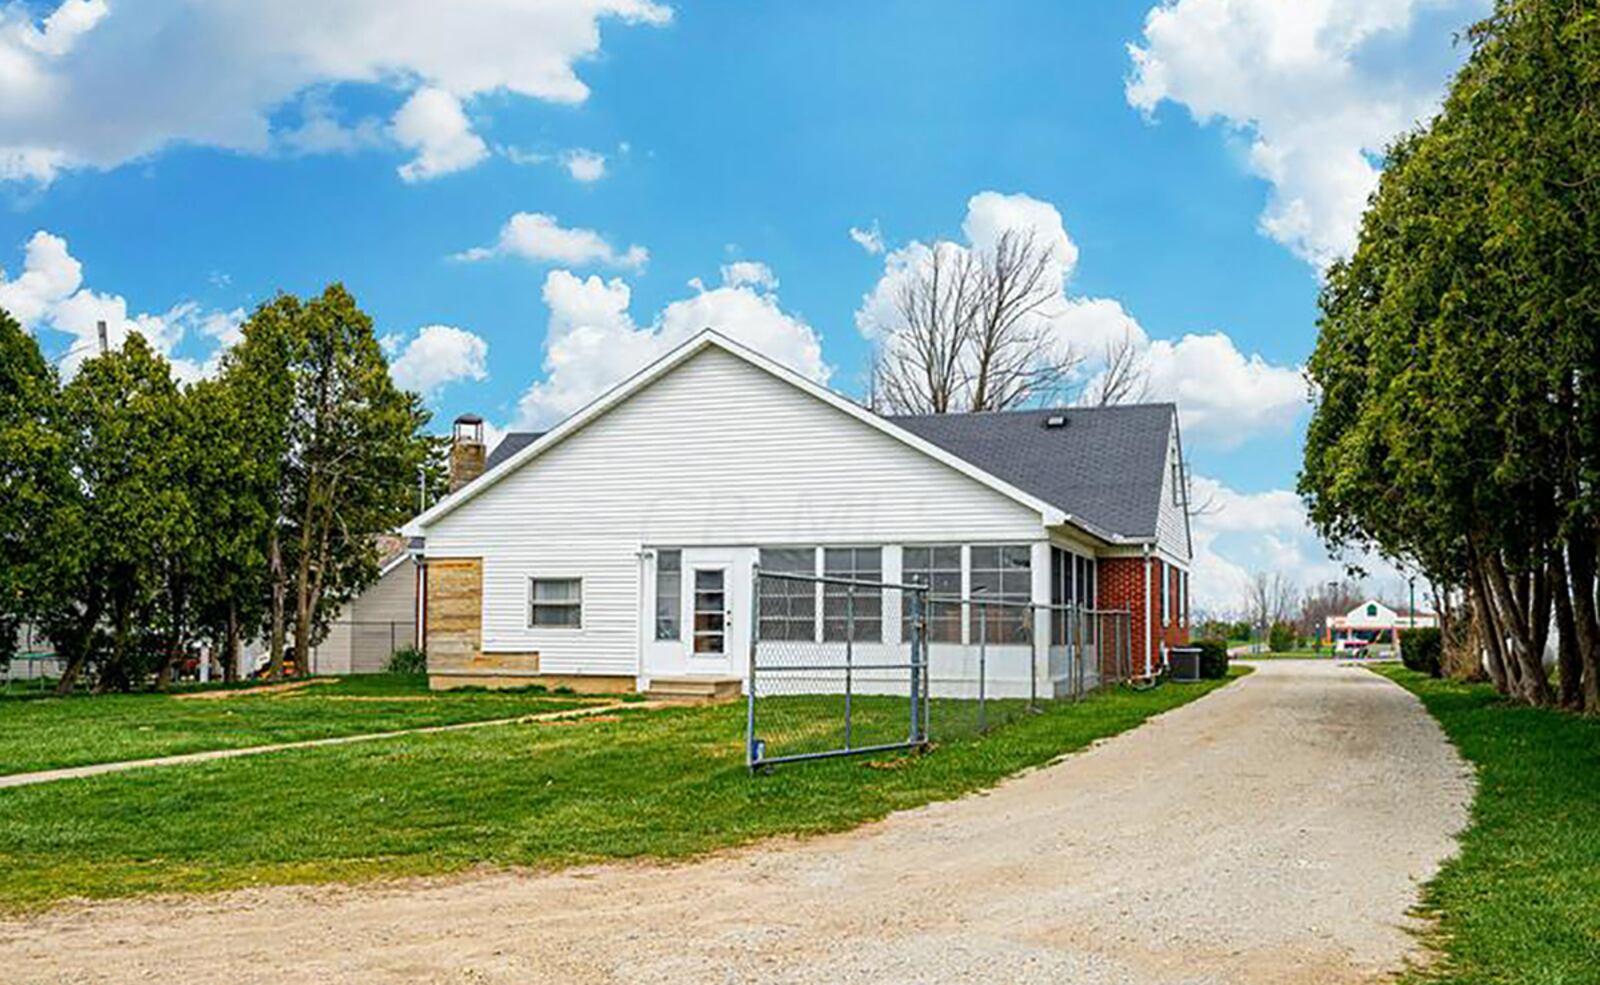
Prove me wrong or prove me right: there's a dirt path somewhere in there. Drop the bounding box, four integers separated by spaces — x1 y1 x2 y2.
0 662 1473 985
0 701 642 790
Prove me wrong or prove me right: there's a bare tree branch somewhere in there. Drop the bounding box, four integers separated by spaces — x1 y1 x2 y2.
872 229 1078 414
1084 327 1151 407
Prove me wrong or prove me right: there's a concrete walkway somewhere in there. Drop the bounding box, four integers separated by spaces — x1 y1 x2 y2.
0 662 1474 985
0 701 642 790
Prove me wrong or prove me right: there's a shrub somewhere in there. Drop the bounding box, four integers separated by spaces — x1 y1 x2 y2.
1268 621 1296 653
1399 628 1443 678
1193 638 1229 679
386 647 427 675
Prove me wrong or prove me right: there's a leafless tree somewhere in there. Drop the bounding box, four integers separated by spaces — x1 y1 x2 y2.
1242 571 1298 637
1083 327 1151 407
872 229 1078 414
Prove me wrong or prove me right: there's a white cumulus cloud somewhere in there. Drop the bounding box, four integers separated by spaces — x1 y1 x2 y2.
455 213 648 270
1127 0 1483 267
391 87 488 182
389 324 489 398
849 222 885 255
0 230 240 380
562 148 608 182
511 264 826 428
1187 474 1408 613
0 0 671 184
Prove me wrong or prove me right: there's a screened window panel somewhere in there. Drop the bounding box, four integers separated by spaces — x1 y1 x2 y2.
902 545 963 643
970 544 1031 643
759 547 817 641
823 547 882 642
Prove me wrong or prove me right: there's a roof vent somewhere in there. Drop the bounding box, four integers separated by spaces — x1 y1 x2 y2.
1043 414 1067 429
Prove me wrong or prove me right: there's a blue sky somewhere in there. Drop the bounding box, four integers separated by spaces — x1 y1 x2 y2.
0 0 1486 608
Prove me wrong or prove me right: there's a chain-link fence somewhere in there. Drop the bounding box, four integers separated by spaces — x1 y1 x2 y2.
747 567 1132 769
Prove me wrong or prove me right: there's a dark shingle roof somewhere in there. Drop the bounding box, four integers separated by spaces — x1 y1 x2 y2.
888 404 1176 541
485 432 544 472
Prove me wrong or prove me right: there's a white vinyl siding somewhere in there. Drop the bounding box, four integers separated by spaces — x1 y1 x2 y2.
424 347 1044 676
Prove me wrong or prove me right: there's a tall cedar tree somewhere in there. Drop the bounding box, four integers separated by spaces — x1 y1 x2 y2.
1302 0 1599 710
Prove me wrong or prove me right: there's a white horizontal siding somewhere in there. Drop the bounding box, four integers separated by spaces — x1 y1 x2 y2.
426 347 1045 675
1154 425 1192 565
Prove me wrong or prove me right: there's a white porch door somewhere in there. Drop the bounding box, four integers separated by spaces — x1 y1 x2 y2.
681 549 748 676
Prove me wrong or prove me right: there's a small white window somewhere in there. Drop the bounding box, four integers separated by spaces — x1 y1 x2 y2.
655 550 682 640
530 578 582 628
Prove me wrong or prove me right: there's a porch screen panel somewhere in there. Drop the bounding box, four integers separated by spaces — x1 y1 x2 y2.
759 547 817 641
902 546 962 643
970 545 1031 643
823 547 882 642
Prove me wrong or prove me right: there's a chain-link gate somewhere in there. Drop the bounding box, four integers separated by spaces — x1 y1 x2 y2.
747 566 1133 770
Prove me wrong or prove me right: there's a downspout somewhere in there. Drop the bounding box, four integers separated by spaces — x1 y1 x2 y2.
1142 543 1153 679
635 548 652 692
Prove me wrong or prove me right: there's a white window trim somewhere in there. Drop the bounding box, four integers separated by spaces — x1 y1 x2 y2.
528 576 584 630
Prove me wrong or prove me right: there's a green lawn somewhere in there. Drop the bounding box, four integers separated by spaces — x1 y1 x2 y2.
0 670 1245 910
1373 666 1600 984
0 674 601 776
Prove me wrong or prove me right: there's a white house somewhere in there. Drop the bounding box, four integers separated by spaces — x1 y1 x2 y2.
404 330 1193 695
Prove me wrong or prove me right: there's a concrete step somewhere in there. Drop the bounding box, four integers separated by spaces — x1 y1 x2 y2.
644 676 743 703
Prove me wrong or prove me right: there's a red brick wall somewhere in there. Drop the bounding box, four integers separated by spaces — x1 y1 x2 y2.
1097 556 1191 676
1097 557 1151 675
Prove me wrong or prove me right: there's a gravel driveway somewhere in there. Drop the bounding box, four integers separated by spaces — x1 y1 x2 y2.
0 661 1473 985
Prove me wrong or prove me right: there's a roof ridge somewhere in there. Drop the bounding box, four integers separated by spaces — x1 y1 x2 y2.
885 402 1176 420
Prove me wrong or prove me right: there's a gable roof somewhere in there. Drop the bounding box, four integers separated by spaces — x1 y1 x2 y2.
406 330 1071 535
889 404 1177 541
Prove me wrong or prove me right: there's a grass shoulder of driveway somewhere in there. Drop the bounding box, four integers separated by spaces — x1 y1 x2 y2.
1372 666 1600 985
0 674 604 777
0 668 1248 911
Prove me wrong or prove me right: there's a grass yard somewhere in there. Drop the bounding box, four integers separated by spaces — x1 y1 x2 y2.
0 669 1245 910
0 674 603 777
1374 666 1600 984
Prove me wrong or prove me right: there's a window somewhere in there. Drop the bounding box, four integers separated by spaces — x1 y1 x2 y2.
654 550 681 640
823 547 882 642
1180 569 1189 627
970 545 1031 643
529 578 582 628
1050 548 1096 645
1078 553 1096 643
903 545 963 643
759 547 817 641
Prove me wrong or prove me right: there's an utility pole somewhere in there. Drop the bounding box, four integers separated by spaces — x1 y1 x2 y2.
96 319 108 355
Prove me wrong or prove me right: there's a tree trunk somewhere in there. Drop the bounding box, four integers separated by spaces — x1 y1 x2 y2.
1551 550 1583 709
268 524 287 681
1486 550 1554 706
1467 550 1510 693
223 602 240 683
292 478 320 678
1566 533 1600 714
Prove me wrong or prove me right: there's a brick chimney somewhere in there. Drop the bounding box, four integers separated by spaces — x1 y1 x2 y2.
449 413 486 492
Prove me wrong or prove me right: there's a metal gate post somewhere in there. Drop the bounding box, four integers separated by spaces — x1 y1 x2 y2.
746 564 761 770
1029 604 1038 712
977 602 988 732
908 590 923 744
844 585 855 751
